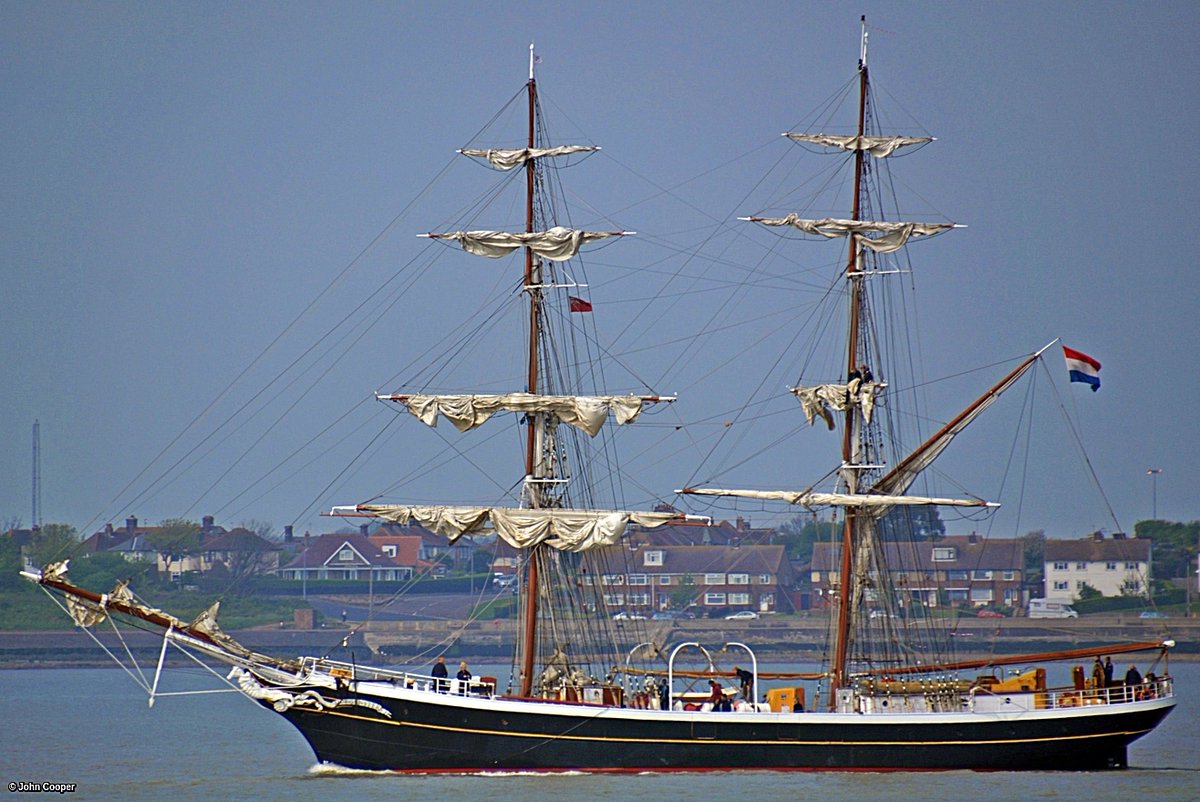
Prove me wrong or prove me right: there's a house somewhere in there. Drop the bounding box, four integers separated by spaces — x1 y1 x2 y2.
582 543 795 614
376 521 475 570
626 515 776 548
82 517 164 562
810 534 1025 610
1044 532 1151 601
278 533 415 582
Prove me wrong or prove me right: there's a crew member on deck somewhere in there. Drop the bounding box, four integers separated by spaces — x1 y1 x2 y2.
431 655 448 692
734 666 754 699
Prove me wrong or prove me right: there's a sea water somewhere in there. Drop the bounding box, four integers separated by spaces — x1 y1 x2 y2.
0 663 1195 801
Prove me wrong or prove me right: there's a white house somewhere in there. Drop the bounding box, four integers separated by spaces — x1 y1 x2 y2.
1044 533 1151 601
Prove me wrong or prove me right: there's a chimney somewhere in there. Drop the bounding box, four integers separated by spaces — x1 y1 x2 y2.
104 523 114 536
1091 530 1104 542
360 523 370 538
283 525 294 542
202 515 215 531
968 532 978 545
736 516 748 531
125 516 138 536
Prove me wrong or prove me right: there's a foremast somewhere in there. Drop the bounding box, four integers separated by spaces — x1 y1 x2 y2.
831 16 872 696
522 43 544 698
366 46 676 698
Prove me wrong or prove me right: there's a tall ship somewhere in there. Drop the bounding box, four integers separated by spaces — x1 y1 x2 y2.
25 24 1176 772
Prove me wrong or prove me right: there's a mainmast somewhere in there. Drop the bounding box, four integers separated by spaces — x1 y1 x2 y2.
831 16 870 698
520 42 543 697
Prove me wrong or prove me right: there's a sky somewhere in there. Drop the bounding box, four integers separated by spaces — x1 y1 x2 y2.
2 1 1198 543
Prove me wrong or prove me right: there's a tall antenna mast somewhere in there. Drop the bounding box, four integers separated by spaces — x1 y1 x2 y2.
31 420 41 530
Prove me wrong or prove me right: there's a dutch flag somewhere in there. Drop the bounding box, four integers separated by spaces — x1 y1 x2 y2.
1063 346 1101 392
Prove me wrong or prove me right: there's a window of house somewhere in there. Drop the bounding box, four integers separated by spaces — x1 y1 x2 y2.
810 571 822 583
1106 562 1117 571
728 593 750 605
947 588 969 601
659 575 672 585
704 592 726 605
947 570 968 581
628 593 650 606
628 574 648 585
970 588 993 602
644 550 663 566
933 547 957 561
728 573 750 585
602 574 624 585
1075 562 1087 570
1053 562 1068 570
1124 562 1137 570
338 547 354 562
603 594 624 606
1053 581 1069 591
704 573 725 585
1002 570 1016 581
971 569 993 580
382 545 396 557
758 573 771 584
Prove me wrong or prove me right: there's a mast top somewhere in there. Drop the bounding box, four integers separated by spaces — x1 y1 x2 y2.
860 16 868 69
529 42 536 81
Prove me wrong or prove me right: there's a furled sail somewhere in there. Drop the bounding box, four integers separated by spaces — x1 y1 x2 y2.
459 145 599 170
678 487 995 509
380 393 663 436
744 215 953 254
791 381 878 429
785 133 931 157
342 504 678 552
425 226 625 261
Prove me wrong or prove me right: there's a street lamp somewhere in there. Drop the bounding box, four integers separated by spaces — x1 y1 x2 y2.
1146 468 1163 519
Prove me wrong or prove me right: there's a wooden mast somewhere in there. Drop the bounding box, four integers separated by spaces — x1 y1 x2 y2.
830 16 870 702
519 43 541 698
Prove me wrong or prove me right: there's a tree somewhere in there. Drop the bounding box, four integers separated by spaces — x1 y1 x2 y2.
146 518 201 560
877 506 945 542
1134 520 1199 579
775 516 837 563
28 523 78 567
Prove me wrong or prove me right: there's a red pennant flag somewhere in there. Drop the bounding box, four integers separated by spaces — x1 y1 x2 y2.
569 296 593 313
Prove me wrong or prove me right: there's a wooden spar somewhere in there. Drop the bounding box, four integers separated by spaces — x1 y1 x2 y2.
870 350 1040 496
856 641 1171 678
519 58 541 699
28 570 219 647
830 17 871 704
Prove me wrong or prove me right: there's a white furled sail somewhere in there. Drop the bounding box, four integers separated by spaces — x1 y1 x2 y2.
342 504 678 552
380 393 665 436
744 215 953 254
785 133 931 157
792 382 879 429
425 226 625 261
678 487 995 510
459 145 598 169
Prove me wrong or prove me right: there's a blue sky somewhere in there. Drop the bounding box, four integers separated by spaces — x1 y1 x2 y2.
2 1 1197 541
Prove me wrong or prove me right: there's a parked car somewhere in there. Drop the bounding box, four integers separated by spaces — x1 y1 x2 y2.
612 611 646 621
976 609 1005 618
725 610 759 620
1139 610 1169 619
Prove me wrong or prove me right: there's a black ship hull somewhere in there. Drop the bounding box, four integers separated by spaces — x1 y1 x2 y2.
265 683 1175 772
